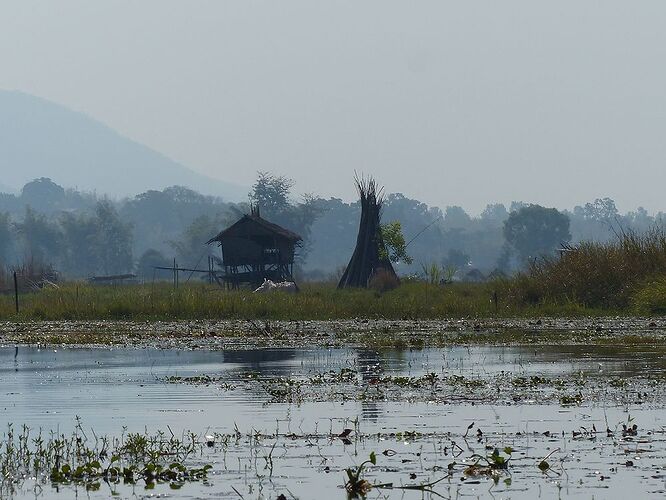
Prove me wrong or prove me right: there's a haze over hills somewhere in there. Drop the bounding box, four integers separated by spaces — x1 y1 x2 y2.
0 90 246 200
0 182 16 194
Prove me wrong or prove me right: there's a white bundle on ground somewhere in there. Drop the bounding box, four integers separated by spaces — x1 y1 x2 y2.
253 279 297 293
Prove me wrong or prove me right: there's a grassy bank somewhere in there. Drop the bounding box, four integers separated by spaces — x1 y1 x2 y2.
0 280 603 321
506 229 666 313
6 229 666 321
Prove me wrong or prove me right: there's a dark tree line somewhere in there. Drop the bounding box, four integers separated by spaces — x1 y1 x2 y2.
1 176 664 281
2 201 133 277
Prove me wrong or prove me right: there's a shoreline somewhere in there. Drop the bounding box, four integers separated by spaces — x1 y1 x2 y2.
1 317 665 349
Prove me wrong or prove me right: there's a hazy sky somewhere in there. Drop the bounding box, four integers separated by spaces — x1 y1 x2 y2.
1 1 665 214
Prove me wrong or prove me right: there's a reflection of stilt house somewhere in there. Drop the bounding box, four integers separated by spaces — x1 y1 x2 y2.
207 208 301 289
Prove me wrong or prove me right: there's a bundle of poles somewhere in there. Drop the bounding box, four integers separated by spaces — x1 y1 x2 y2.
338 176 398 289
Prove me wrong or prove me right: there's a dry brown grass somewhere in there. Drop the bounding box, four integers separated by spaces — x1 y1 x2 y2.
368 268 400 292
506 228 666 309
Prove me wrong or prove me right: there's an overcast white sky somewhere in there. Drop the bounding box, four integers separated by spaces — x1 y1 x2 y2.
1 1 665 214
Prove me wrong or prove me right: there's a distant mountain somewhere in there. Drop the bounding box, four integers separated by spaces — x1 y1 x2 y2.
0 90 246 201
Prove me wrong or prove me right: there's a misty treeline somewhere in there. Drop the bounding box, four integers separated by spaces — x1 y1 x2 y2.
0 176 664 282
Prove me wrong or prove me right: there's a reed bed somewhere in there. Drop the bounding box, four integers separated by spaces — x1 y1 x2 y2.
506 228 666 310
0 280 548 321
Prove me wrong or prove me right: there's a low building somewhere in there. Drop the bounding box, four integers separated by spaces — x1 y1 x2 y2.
207 208 301 289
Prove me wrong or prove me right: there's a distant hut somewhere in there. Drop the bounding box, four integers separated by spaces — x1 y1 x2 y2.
207 207 302 289
338 177 398 289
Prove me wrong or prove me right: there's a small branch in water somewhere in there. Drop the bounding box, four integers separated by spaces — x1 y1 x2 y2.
373 475 450 498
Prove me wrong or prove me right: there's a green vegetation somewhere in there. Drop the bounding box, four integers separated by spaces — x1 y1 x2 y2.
0 280 606 321
5 228 666 321
633 277 666 315
0 422 211 496
507 229 666 310
503 204 571 262
378 221 412 264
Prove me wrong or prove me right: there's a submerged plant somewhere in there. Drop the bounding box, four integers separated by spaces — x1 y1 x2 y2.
465 447 513 477
344 452 376 498
0 422 212 496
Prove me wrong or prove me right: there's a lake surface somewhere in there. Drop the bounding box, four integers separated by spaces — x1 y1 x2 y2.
1 344 664 498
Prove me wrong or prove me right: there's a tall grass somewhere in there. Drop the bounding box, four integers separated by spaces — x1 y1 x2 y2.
632 277 666 315
13 229 666 321
506 228 666 309
0 267 9 293
0 281 524 321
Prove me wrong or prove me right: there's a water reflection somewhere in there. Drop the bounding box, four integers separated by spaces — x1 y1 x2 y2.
356 349 383 421
0 341 663 435
1 341 664 500
222 349 297 369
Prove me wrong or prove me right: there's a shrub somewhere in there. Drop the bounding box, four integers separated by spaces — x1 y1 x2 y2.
368 268 400 293
505 228 666 309
632 278 666 315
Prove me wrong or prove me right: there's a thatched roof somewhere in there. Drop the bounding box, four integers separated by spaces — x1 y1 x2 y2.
207 214 302 244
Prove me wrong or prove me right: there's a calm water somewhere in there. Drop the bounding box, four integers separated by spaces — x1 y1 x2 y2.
1 344 664 498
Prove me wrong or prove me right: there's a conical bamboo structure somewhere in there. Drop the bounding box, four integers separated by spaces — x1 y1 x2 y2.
338 177 398 288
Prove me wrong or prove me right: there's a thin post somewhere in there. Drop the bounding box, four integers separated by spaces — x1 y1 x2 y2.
173 258 177 290
151 268 156 310
13 271 19 314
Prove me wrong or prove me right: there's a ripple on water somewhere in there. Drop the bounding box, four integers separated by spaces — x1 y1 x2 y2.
0 345 664 499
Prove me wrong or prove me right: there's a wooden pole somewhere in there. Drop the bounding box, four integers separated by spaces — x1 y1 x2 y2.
13 271 19 314
173 258 177 290
151 268 156 310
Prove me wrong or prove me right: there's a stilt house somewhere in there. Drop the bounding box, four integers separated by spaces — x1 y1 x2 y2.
207 207 301 289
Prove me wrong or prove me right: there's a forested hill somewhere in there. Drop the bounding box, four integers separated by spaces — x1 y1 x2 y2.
0 90 245 200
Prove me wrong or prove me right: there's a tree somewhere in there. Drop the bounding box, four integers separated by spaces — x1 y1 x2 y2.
248 172 321 263
60 211 99 276
14 207 61 264
510 201 529 212
379 221 412 264
169 215 223 269
136 249 170 280
0 213 11 264
442 248 470 269
20 178 66 214
581 197 618 222
382 193 444 270
121 185 227 256
480 204 509 225
443 206 471 230
305 197 360 273
625 207 653 231
93 201 133 275
503 205 571 262
249 172 294 216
